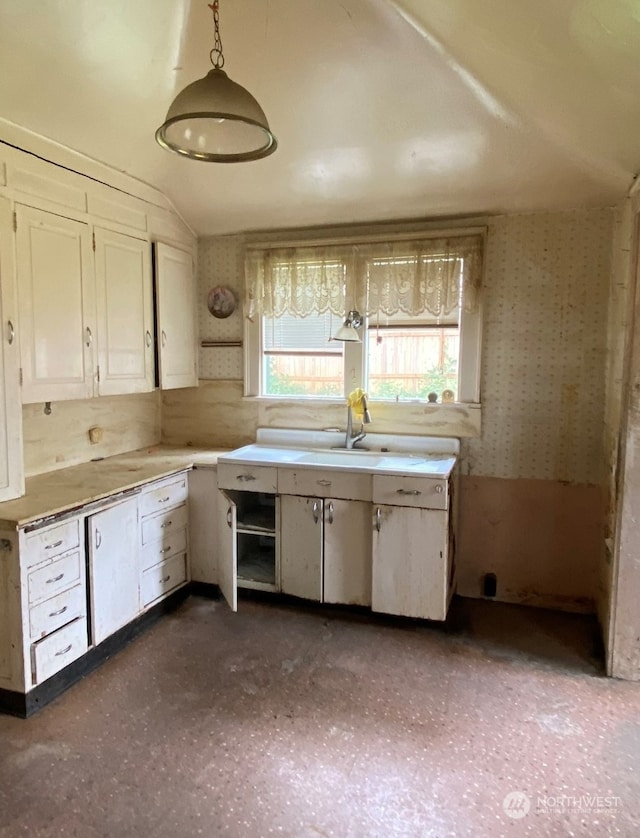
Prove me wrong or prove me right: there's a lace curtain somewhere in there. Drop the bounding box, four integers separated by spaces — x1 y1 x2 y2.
245 235 483 320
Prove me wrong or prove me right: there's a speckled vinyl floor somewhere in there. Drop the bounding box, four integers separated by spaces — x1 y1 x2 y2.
1 595 639 838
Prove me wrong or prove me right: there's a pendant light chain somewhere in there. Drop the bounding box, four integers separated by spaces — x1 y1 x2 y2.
208 1 225 69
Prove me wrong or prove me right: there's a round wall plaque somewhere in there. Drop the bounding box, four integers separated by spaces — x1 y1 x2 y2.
207 286 237 318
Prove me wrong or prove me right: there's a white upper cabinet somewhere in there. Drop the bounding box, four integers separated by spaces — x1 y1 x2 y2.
15 204 95 403
95 228 154 395
155 242 198 390
0 196 24 501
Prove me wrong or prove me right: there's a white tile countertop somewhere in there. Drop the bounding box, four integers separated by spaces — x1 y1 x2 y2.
0 445 231 528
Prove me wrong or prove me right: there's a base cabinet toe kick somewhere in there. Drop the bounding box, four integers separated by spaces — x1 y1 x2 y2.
216 456 458 622
0 471 192 716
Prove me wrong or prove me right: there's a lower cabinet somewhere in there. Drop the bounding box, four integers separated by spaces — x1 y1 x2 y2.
0 470 192 710
280 496 371 606
371 505 450 620
87 496 140 645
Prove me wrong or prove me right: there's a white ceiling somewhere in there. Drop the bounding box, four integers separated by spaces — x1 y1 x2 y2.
0 0 638 236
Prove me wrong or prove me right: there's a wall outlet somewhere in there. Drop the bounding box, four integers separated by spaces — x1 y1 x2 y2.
88 426 103 444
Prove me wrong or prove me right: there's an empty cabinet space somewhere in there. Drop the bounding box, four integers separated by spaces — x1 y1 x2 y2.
234 491 277 591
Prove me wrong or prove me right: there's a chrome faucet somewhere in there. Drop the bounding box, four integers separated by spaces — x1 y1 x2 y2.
345 396 372 449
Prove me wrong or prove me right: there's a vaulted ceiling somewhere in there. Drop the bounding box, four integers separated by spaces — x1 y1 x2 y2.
0 0 639 235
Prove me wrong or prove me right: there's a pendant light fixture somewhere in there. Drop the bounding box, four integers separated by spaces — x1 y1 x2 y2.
156 1 277 163
333 310 363 342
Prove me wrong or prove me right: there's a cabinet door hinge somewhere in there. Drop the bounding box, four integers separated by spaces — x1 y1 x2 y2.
96 365 100 383
12 211 17 233
92 231 96 252
19 368 23 386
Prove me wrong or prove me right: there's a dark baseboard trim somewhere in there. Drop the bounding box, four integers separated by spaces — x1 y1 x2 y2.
0 585 191 719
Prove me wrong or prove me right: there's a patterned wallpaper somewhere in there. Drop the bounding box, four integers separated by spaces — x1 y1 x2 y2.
196 208 614 484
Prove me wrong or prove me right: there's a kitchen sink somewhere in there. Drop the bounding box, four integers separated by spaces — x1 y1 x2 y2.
298 450 383 468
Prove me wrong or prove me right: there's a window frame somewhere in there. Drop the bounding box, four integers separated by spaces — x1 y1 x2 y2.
244 227 484 406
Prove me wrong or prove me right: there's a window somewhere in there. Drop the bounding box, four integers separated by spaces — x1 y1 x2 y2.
244 229 484 404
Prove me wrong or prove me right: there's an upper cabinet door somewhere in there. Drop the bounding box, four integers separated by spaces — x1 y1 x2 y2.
16 204 95 403
95 228 154 395
0 197 24 501
154 242 197 390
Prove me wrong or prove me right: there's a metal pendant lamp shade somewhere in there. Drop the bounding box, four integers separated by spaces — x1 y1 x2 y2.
156 68 277 162
155 1 277 163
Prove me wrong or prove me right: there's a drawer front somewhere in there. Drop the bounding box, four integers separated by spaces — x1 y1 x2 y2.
140 474 188 517
141 553 187 607
372 475 448 510
217 463 278 493
31 617 88 685
29 583 86 641
278 468 371 501
24 518 80 567
141 503 188 545
27 549 82 606
141 527 188 572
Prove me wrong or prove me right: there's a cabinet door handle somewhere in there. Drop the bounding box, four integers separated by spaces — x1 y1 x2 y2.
95 528 102 549
45 540 63 550
397 489 421 496
160 520 172 529
85 326 92 347
55 644 73 657
161 574 171 583
317 479 332 487
226 508 233 528
7 319 15 345
160 546 172 554
49 605 68 617
375 507 382 532
312 500 321 524
146 329 152 348
327 501 334 525
46 573 64 584
237 474 256 482
161 330 167 347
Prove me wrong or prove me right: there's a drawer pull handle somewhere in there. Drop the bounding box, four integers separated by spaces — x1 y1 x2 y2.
158 496 170 503
45 540 63 550
46 573 64 584
435 485 444 494
49 605 68 617
55 644 73 657
160 546 172 554
317 479 332 486
237 474 256 482
160 520 172 529
397 489 422 496
161 575 171 583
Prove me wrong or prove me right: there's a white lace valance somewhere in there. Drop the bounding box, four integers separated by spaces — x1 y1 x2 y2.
245 234 483 320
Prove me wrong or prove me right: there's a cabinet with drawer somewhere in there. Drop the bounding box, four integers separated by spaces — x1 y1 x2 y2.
0 513 89 696
138 472 190 608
